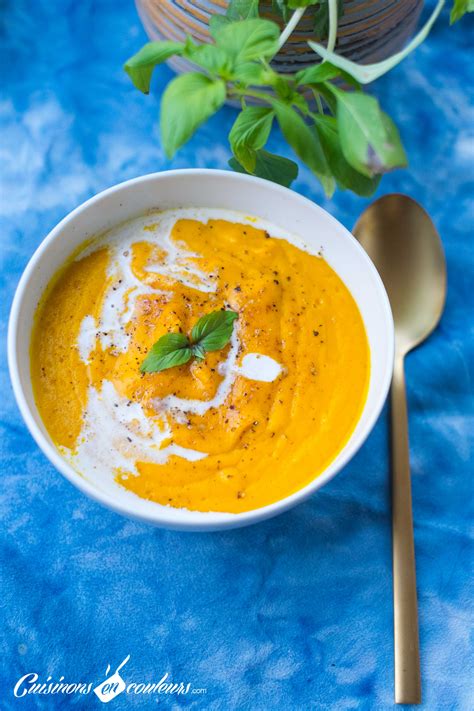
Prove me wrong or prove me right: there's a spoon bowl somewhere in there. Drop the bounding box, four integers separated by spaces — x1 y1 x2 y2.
354 194 446 354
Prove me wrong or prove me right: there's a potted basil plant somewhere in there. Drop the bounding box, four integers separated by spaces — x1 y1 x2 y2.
124 0 473 197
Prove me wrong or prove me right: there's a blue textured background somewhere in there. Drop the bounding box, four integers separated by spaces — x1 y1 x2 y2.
1 1 473 708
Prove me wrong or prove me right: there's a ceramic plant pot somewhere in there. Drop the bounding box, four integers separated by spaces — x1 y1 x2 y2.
135 0 423 76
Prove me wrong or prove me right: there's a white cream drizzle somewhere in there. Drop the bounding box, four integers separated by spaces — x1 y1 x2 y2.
238 353 283 382
64 380 206 481
144 213 216 293
77 315 97 363
77 211 218 356
72 208 287 478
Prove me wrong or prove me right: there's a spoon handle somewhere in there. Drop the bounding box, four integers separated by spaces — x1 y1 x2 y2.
391 354 421 704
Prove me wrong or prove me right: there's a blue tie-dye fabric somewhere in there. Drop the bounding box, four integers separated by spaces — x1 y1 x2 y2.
1 1 472 708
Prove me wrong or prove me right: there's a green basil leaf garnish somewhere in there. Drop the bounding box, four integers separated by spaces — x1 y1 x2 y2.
191 310 239 351
140 332 192 373
141 310 238 374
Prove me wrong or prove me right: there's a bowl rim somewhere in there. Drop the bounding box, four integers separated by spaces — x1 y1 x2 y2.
8 169 394 531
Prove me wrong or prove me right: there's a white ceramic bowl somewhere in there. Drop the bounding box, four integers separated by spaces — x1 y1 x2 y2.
8 170 394 531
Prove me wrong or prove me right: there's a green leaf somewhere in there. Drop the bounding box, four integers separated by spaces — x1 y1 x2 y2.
229 151 299 187
209 14 231 33
314 82 337 113
272 0 291 21
124 41 184 94
308 0 445 84
191 343 207 360
334 89 407 177
160 73 226 158
209 0 260 34
314 115 381 196
185 44 231 74
233 62 275 86
229 107 274 172
450 0 474 22
140 311 238 373
140 333 192 373
288 0 321 7
226 0 260 20
296 62 341 85
272 74 296 102
272 101 335 196
191 310 239 352
295 61 360 89
213 19 280 63
313 0 344 39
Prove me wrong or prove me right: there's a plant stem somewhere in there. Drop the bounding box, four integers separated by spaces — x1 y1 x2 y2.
277 8 306 50
309 0 445 84
230 87 272 104
327 0 338 53
313 91 324 114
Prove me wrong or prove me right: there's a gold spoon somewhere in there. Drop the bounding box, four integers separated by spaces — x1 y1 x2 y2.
353 194 447 705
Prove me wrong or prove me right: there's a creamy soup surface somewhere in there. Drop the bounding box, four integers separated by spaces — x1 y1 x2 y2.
31 209 370 513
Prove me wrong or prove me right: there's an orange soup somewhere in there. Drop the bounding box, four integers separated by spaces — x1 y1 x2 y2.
31 209 370 513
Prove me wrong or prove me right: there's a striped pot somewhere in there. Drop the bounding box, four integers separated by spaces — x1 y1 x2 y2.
135 0 423 76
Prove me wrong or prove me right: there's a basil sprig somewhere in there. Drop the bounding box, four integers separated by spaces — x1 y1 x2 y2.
140 310 238 374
